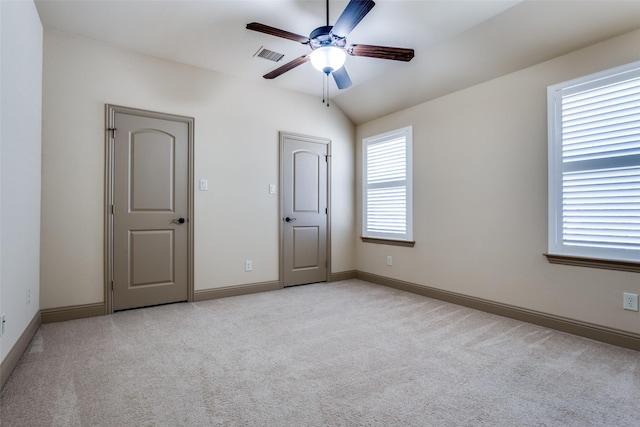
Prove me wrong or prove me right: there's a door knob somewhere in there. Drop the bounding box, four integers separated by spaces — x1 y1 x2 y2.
171 217 186 224
285 217 296 222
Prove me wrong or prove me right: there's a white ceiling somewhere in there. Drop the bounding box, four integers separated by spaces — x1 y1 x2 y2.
35 0 640 124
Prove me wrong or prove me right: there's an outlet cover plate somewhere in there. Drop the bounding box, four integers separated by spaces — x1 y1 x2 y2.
623 292 639 311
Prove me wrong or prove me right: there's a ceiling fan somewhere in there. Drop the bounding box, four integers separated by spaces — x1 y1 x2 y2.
246 0 414 91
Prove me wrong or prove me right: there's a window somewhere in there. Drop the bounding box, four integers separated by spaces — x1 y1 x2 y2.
547 61 640 264
362 126 413 243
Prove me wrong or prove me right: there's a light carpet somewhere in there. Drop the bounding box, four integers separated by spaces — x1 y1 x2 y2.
1 279 639 426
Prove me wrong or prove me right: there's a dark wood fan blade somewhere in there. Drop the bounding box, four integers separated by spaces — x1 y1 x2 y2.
263 55 310 79
331 0 375 38
332 67 352 90
347 44 414 62
246 22 309 44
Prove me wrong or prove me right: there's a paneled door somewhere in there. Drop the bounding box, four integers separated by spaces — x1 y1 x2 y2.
281 133 329 287
107 106 193 311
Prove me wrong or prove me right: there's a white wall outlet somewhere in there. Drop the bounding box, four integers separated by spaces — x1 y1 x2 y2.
623 292 638 311
245 260 253 272
387 256 393 266
1 314 5 337
199 179 208 191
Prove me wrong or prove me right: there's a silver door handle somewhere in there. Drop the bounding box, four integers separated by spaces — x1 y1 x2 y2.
171 217 186 224
284 217 296 222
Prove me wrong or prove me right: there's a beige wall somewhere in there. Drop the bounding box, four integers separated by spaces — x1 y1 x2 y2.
40 30 355 309
356 29 640 335
0 0 42 362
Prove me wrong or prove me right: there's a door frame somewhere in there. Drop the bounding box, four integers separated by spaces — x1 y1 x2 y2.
279 131 331 287
104 104 195 314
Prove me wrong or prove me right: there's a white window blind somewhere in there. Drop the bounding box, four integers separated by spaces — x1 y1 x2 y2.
548 61 640 262
363 127 413 241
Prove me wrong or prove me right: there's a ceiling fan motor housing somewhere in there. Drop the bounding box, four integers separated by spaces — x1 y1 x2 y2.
309 26 346 50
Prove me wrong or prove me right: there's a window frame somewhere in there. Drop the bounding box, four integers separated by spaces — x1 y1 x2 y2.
547 60 640 267
362 126 414 245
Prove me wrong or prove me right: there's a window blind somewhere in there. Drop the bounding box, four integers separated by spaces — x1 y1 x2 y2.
363 127 412 241
558 70 640 256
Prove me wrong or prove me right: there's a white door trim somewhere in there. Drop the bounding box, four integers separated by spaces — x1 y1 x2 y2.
104 104 195 313
279 131 331 287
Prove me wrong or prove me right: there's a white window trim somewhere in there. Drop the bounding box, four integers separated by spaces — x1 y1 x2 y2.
362 126 413 243
547 60 640 265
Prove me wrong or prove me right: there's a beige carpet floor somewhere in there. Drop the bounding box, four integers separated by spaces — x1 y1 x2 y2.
1 279 639 426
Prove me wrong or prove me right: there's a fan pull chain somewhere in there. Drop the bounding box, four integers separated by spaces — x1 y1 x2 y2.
321 72 330 107
322 73 326 104
326 73 330 107
322 72 330 107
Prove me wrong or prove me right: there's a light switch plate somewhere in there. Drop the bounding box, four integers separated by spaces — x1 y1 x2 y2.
269 184 276 194
199 179 208 191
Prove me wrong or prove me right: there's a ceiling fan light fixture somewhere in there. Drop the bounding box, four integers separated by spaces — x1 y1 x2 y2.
310 46 346 74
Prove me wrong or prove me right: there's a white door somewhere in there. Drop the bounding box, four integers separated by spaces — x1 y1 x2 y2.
281 133 329 286
107 106 193 311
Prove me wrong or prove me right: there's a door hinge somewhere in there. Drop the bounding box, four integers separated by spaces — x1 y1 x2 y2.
107 127 117 139
111 280 114 291
111 204 115 215
325 208 327 214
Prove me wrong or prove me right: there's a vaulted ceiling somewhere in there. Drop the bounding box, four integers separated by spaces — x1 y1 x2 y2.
35 0 640 124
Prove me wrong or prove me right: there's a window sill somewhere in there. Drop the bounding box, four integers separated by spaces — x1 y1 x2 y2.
544 253 640 273
361 237 415 247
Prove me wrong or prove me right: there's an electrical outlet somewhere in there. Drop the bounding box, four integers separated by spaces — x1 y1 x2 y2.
623 292 638 311
387 256 393 266
27 289 31 305
1 314 5 337
245 260 253 272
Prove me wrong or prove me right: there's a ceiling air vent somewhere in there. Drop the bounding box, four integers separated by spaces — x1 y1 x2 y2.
254 47 284 63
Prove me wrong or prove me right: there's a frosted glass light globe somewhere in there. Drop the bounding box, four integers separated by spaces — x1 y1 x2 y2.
310 46 346 74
